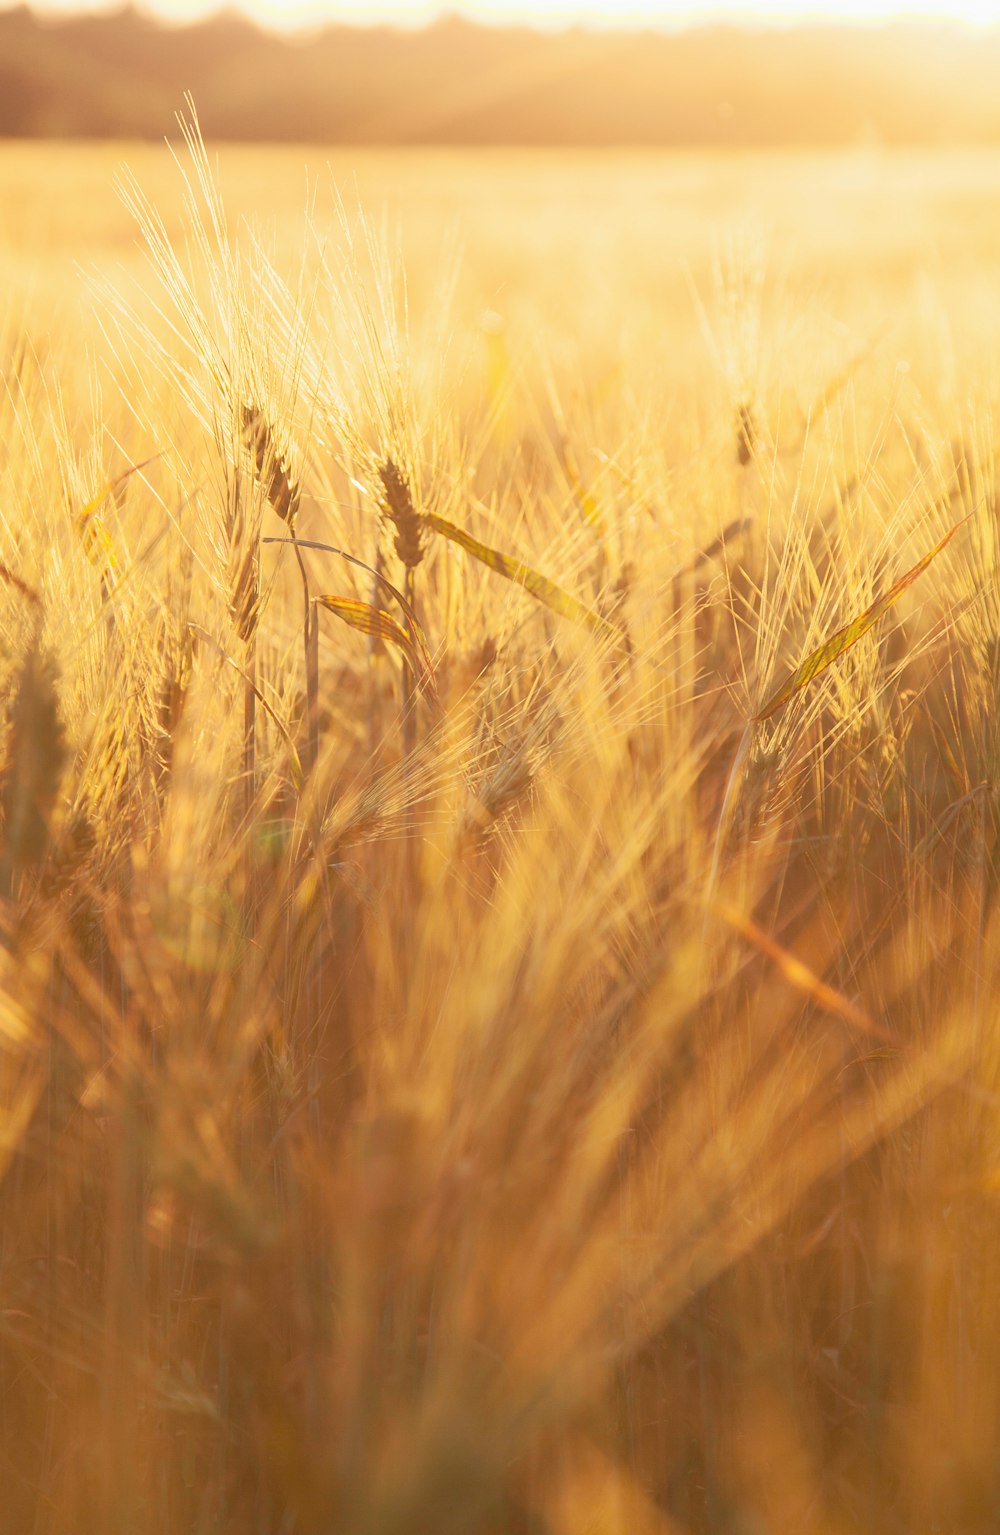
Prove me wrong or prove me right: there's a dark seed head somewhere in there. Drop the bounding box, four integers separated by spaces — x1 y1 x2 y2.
241 403 300 527
378 457 424 571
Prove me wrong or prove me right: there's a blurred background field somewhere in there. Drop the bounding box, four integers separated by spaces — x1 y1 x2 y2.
3 126 1000 1535
10 141 1000 425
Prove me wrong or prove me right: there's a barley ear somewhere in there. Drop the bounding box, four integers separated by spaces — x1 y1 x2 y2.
240 403 301 527
378 457 424 573
378 458 424 759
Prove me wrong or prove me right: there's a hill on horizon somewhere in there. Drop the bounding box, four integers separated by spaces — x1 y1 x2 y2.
3 6 1000 144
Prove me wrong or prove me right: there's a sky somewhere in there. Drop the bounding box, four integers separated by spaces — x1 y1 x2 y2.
5 0 999 31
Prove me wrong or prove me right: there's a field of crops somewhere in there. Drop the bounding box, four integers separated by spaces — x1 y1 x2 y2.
2 126 1000 1532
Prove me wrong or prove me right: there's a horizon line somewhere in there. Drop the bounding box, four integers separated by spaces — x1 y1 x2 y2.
3 2 999 39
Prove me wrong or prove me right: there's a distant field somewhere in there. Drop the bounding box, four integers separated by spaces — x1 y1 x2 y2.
3 139 1000 1534
9 142 1000 381
9 142 1000 504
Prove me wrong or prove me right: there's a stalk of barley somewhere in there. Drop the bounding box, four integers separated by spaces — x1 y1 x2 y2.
378 457 424 758
241 404 300 528
224 463 260 828
240 404 317 774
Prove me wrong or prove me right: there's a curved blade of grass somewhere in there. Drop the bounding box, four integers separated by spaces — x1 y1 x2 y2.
754 513 969 724
714 902 896 1044
72 454 161 574
426 511 618 639
316 595 438 707
262 536 436 682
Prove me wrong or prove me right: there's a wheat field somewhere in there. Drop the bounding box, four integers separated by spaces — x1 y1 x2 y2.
2 124 1000 1534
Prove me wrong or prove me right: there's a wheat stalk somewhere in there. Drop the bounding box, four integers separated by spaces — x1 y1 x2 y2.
240 402 318 773
378 457 425 757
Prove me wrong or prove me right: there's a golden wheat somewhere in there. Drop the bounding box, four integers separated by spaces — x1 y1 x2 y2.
0 122 998 1535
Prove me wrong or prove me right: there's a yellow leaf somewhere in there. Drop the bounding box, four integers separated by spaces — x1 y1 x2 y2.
426 511 618 638
316 595 438 706
755 514 968 723
262 535 437 677
714 902 896 1044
